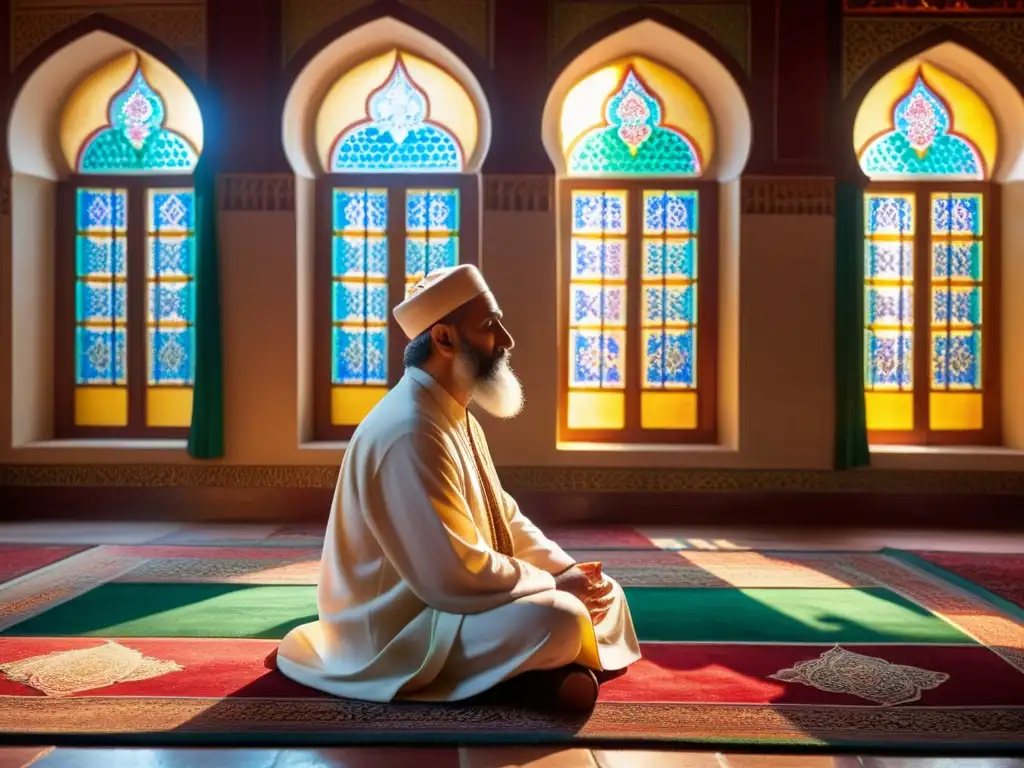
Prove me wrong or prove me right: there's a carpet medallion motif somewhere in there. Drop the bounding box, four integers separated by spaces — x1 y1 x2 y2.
0 530 1020 749
768 645 950 706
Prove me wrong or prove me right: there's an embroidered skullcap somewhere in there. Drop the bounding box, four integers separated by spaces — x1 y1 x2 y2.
393 264 492 339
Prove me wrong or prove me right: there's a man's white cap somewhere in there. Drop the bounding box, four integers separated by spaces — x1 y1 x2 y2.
393 264 492 339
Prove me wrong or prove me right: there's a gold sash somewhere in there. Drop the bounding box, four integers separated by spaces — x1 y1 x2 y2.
464 420 515 557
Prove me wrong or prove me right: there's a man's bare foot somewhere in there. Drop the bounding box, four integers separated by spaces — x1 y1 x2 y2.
552 665 599 712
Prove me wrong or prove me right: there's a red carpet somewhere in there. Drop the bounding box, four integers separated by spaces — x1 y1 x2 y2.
911 552 1024 609
0 544 1022 747
0 545 88 584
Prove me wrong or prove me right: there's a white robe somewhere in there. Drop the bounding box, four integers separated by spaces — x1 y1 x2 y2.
276 367 641 702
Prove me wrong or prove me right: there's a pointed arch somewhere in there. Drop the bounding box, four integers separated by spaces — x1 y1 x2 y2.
544 20 750 448
282 14 491 441
849 36 1024 449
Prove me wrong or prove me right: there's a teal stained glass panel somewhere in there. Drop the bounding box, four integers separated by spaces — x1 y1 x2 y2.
78 69 198 174
331 59 462 173
568 70 701 177
147 189 196 386
333 189 388 233
643 285 695 327
859 75 983 178
643 240 695 280
148 326 194 385
333 282 388 324
932 287 981 327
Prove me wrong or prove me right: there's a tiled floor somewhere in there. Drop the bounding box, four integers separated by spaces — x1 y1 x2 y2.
1 523 1021 767
0 747 1022 767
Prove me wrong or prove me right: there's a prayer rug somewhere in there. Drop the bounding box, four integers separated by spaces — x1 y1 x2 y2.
0 546 1021 750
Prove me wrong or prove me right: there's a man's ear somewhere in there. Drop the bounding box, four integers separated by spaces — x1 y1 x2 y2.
430 324 456 355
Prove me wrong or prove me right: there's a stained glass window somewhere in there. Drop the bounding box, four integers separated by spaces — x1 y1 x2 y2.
330 56 463 173
930 192 984 430
78 68 199 174
145 188 197 428
332 188 390 393
405 189 460 295
74 188 129 427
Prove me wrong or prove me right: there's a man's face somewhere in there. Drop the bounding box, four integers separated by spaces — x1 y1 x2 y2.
444 295 523 418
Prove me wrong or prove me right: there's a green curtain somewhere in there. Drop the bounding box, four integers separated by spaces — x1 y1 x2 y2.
187 98 225 459
834 180 869 469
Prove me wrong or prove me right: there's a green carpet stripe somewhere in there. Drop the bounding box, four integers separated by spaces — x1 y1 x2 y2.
883 548 1024 624
622 586 974 645
1 584 318 639
1 583 975 645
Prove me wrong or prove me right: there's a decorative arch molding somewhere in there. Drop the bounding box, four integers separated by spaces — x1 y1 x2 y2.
843 17 1024 96
842 35 1024 182
9 22 208 180
552 5 753 88
9 8 206 81
282 16 493 179
542 20 751 181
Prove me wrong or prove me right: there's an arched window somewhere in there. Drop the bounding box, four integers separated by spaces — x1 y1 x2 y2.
556 56 718 444
855 61 999 445
313 49 481 440
56 50 203 438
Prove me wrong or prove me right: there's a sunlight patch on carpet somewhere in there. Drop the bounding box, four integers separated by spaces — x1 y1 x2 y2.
0 641 182 697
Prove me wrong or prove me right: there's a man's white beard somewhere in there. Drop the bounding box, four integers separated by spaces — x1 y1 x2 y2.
454 350 524 419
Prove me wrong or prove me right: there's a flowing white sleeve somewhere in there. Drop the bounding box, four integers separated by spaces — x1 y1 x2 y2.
503 490 576 575
361 428 557 615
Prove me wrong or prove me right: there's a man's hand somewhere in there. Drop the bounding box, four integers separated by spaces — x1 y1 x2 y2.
554 563 614 625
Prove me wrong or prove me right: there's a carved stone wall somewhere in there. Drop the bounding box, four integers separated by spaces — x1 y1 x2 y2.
483 175 553 212
4 463 1024 493
218 175 296 212
843 16 1024 92
741 177 835 216
548 0 751 73
10 0 207 75
281 0 493 63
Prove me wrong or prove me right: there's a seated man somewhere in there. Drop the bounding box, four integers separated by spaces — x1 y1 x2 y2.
277 265 641 709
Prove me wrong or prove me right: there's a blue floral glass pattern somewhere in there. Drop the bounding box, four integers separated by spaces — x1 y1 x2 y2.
932 241 982 281
78 68 199 174
932 287 981 327
643 190 698 235
932 193 982 236
865 241 913 281
332 188 390 386
643 285 695 326
571 285 626 327
149 326 194 385
76 327 127 385
865 194 914 236
333 327 388 386
572 192 627 235
331 57 462 173
571 240 626 280
865 286 913 327
570 330 625 388
932 331 981 389
866 331 913 390
643 330 695 389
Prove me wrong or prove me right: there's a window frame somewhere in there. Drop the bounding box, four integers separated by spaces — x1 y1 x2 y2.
314 172 481 442
864 180 1002 447
55 174 196 440
557 178 719 445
